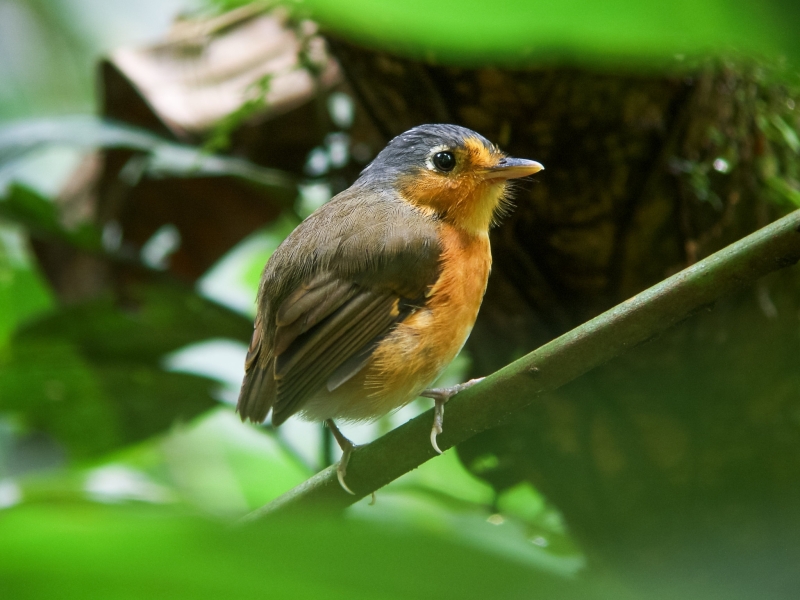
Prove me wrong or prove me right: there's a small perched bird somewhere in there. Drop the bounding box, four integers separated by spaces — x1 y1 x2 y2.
237 124 543 493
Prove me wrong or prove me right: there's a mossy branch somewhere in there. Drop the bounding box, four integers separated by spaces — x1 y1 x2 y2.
244 209 800 521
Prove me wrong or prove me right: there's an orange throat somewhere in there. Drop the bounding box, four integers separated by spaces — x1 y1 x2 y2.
397 136 510 236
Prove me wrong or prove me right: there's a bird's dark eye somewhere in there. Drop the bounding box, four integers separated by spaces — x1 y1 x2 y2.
432 151 456 172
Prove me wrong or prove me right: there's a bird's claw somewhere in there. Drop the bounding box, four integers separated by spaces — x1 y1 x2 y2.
326 419 356 495
430 415 444 455
421 378 485 454
336 454 355 495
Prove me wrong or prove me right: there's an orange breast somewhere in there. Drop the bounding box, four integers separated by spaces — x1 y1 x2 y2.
360 223 492 415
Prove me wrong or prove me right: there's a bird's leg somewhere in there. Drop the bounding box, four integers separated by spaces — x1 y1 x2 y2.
419 377 484 454
325 419 356 495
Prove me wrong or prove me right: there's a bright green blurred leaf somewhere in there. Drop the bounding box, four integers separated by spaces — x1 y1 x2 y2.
386 447 494 505
348 450 583 574
198 212 300 316
289 0 800 67
0 504 617 600
239 214 301 292
497 482 547 525
6 410 311 512
155 409 311 514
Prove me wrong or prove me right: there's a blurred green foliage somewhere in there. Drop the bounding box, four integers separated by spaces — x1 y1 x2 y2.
0 503 608 600
0 184 103 251
281 0 800 68
1 281 251 457
0 226 52 345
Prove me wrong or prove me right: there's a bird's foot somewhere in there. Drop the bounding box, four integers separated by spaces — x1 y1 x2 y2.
419 378 484 454
326 419 357 495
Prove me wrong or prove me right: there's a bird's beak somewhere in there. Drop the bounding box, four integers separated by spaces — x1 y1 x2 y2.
482 157 544 180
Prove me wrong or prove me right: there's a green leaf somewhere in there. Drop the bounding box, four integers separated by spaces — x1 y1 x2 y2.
349 451 583 576
382 446 495 505
0 283 253 458
148 409 312 514
5 409 313 513
18 283 252 364
0 339 218 458
239 214 301 293
292 0 800 67
198 212 300 316
766 176 800 207
0 339 116 456
770 114 800 154
0 504 622 600
0 225 53 346
0 185 103 251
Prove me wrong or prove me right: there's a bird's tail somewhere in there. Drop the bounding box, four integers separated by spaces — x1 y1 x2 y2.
237 358 276 424
237 320 276 423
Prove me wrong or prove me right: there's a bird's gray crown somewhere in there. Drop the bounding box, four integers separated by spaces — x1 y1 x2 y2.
358 124 493 183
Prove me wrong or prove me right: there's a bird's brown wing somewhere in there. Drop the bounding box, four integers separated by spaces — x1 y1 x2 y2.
238 274 423 426
275 276 417 424
236 187 441 425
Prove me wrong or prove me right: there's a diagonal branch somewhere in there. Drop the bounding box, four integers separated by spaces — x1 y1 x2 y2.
244 209 800 521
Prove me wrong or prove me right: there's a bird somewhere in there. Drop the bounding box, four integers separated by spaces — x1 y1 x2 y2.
237 123 543 493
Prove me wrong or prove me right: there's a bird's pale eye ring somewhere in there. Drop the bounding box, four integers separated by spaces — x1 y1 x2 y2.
432 151 456 172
